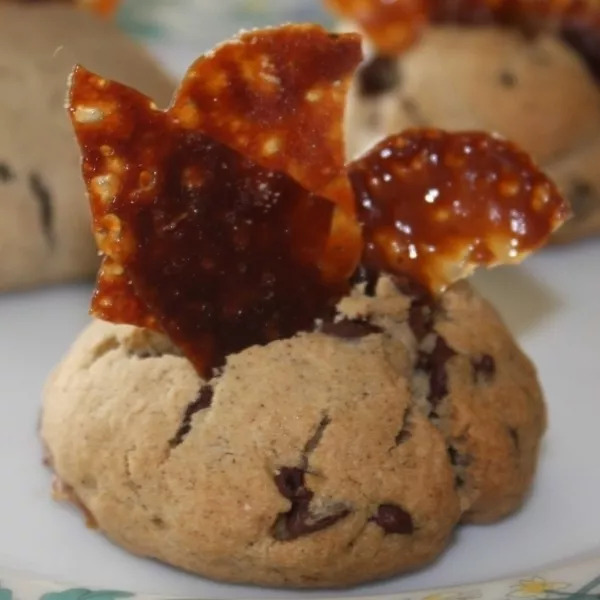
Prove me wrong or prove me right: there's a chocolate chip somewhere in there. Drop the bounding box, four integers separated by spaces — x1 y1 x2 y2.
0 162 14 182
168 385 213 448
417 336 456 407
499 70 518 87
350 265 379 296
567 178 596 219
320 318 382 339
359 55 400 96
391 275 435 340
274 467 305 499
28 172 54 247
151 516 166 528
272 468 350 541
508 427 520 450
372 503 414 534
409 303 434 341
448 446 471 467
472 354 496 381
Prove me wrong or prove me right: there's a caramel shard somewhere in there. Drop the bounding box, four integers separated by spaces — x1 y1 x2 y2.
8 0 119 16
325 0 428 54
348 129 571 293
68 28 364 377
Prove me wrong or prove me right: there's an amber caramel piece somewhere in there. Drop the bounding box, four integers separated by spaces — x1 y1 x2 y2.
348 129 571 292
9 0 119 16
68 29 364 377
325 0 429 54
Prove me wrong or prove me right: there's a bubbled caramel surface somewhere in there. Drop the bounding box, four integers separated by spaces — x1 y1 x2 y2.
348 129 570 292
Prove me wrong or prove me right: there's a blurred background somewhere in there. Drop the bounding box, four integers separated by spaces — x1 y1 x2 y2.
116 0 332 76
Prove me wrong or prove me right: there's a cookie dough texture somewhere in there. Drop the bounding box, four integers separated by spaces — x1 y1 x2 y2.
42 279 546 588
346 26 600 243
0 2 173 291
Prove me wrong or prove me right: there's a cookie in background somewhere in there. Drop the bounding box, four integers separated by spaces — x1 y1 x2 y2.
326 0 600 243
0 0 173 292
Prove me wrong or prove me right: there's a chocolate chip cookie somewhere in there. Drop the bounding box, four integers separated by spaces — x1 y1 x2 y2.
0 2 173 291
42 276 545 587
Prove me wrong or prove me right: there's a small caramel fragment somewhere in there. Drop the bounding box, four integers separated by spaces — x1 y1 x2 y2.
348 129 571 292
78 0 118 15
325 0 429 54
68 27 364 377
9 0 119 16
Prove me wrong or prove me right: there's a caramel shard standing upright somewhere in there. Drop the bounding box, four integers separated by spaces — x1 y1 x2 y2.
68 25 364 378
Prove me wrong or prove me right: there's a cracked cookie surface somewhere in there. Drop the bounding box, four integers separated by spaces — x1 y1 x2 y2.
41 277 545 587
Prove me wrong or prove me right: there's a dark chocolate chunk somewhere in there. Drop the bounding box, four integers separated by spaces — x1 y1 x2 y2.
392 274 435 340
272 467 350 541
274 467 306 499
472 353 496 381
28 172 54 247
168 385 213 448
321 318 382 339
567 178 596 219
0 162 14 183
372 503 414 534
409 302 434 341
499 70 518 87
508 427 520 451
447 445 471 467
417 336 456 407
359 55 400 96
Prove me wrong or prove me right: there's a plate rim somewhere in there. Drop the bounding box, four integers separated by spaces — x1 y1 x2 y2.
1 553 600 600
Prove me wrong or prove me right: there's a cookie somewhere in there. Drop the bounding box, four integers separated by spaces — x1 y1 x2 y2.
41 276 545 587
346 26 600 243
0 2 173 291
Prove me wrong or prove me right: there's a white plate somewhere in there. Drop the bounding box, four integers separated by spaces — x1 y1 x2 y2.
1 1 600 598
